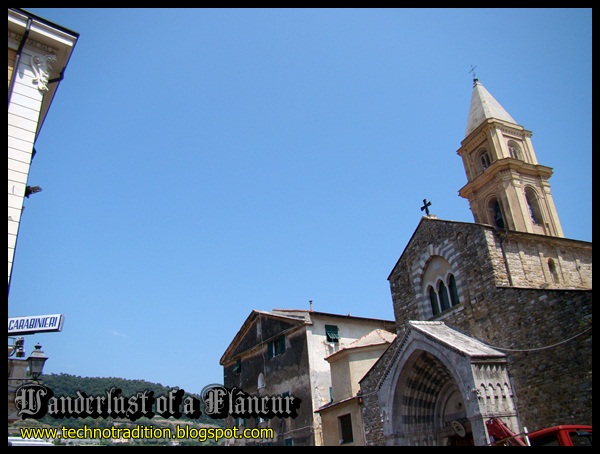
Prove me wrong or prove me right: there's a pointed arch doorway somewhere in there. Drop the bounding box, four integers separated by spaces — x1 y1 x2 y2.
377 321 521 446
392 350 474 445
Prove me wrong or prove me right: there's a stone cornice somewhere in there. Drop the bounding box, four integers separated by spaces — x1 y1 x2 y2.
458 120 532 156
459 158 553 198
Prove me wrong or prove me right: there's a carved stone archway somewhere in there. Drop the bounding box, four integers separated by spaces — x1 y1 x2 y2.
376 321 521 446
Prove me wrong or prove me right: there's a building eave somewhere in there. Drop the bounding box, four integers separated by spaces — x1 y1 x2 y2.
8 7 79 138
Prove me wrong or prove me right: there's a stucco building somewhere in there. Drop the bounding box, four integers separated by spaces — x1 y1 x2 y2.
219 308 395 446
316 328 396 446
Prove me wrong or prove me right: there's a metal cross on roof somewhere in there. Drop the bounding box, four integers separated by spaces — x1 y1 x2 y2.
421 198 432 216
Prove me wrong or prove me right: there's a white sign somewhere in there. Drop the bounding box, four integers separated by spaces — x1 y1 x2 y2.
8 314 64 335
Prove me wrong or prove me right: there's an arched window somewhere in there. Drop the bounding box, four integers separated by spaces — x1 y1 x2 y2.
448 274 460 306
479 149 491 171
438 280 451 311
525 187 543 225
548 258 559 284
508 141 521 160
429 285 440 315
423 256 461 318
493 199 505 229
258 372 265 389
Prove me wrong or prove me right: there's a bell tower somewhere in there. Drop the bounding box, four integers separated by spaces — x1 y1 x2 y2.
457 78 564 237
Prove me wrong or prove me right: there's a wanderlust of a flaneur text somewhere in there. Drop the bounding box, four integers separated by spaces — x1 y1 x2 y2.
13 383 301 422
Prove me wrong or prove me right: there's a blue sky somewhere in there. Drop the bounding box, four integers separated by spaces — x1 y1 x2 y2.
9 8 591 396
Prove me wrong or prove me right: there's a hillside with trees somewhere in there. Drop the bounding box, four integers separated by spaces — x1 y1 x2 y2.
9 373 225 446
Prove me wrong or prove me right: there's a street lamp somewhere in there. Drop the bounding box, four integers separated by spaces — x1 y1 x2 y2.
27 343 48 381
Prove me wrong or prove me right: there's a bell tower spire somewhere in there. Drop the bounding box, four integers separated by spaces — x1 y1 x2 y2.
457 78 564 237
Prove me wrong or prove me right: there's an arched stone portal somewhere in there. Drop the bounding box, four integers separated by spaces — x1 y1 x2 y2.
391 350 474 445
376 321 521 446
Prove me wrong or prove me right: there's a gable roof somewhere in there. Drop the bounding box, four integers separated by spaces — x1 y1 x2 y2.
220 308 396 366
360 320 507 389
325 328 396 361
219 309 308 365
387 216 481 280
272 308 394 324
406 321 505 358
347 328 397 348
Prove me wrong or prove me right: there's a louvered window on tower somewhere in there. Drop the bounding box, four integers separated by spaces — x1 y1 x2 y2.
325 325 340 343
233 358 241 373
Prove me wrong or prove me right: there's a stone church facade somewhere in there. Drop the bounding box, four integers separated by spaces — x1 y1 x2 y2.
358 79 592 446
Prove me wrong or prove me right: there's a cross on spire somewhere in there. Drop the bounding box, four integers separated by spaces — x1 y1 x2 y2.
421 198 432 216
469 65 478 85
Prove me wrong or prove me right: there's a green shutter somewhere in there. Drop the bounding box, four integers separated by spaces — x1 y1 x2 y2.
233 358 241 373
325 325 340 342
268 335 286 358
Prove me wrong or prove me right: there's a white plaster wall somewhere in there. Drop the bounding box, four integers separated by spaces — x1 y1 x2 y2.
8 23 55 288
307 315 394 410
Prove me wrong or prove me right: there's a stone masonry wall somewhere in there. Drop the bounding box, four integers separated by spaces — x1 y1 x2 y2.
362 218 592 445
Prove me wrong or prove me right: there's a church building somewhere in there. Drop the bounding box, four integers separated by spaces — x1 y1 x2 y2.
358 78 592 446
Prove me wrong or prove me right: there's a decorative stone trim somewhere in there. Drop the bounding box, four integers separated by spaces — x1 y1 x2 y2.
8 30 59 54
30 54 57 92
411 239 463 319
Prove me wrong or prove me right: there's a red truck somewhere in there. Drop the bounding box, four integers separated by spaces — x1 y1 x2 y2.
485 417 592 446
